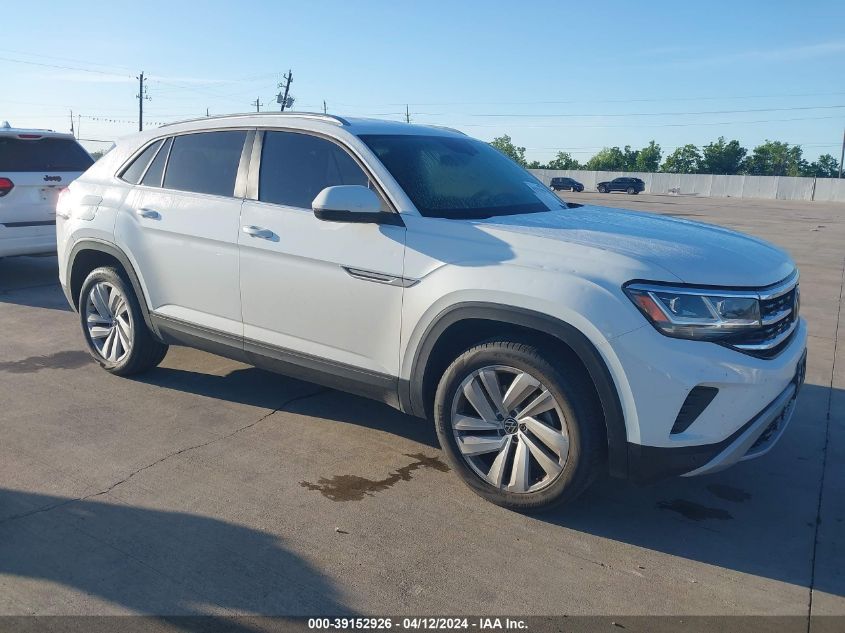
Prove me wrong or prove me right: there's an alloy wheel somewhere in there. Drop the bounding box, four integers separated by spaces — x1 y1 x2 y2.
450 365 570 493
84 282 133 363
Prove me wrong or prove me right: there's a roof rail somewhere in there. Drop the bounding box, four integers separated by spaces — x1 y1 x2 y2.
159 111 350 128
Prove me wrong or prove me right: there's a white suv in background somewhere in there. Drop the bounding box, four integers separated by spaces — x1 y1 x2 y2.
56 113 807 511
0 122 93 258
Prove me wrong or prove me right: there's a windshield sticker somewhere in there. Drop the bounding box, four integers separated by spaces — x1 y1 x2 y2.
524 181 564 210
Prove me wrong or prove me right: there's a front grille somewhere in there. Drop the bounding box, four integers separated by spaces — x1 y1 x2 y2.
723 274 799 359
762 287 797 321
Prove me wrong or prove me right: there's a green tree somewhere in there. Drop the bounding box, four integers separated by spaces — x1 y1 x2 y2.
547 151 580 170
622 145 639 171
585 146 627 171
804 153 840 178
526 160 545 169
661 144 703 173
701 136 746 174
584 143 659 172
742 140 807 176
489 135 527 167
635 140 661 172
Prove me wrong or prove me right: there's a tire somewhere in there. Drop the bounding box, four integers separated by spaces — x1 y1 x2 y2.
78 266 168 376
597 185 607 193
433 339 604 512
626 187 636 194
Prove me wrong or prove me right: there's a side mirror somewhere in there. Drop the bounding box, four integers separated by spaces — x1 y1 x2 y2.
312 185 400 225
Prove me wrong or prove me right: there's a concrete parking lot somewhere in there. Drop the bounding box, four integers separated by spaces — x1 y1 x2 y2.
1 193 843 624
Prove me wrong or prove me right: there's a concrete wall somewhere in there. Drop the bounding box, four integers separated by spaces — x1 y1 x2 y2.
528 169 845 203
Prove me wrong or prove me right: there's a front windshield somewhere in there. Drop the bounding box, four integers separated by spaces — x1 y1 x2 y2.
359 134 564 219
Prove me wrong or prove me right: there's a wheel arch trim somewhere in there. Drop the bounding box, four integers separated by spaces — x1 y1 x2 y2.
66 239 160 337
402 301 629 478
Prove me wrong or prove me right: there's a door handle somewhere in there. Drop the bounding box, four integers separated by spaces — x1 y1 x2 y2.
136 208 160 220
242 225 276 240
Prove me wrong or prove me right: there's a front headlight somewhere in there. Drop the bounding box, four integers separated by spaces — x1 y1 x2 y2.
624 282 762 340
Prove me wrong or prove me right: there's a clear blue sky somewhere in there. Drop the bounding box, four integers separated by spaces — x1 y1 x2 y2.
2 0 844 163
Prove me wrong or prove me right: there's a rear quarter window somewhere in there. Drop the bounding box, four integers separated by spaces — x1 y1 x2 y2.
120 140 164 184
0 137 94 172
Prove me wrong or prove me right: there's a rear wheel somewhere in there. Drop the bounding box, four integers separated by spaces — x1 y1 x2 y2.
434 340 604 512
79 266 168 376
626 187 636 194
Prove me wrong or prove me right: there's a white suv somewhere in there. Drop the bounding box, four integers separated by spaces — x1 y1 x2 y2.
56 113 807 511
1 122 93 257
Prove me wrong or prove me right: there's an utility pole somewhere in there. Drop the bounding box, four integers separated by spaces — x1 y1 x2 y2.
405 104 410 124
69 109 75 138
136 72 150 131
839 126 844 179
277 70 293 112
206 108 210 117
323 100 327 114
251 97 263 113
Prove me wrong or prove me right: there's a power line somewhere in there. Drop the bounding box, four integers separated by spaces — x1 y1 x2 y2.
0 55 131 78
454 114 845 129
325 91 845 108
460 105 845 118
0 47 137 73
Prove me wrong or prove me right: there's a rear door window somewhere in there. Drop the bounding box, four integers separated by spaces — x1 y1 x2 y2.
0 137 94 172
120 140 163 184
162 131 247 197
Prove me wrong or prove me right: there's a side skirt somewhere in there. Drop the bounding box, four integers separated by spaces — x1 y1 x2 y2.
150 314 401 409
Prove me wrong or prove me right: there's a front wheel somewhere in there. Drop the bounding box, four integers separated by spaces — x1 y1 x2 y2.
626 187 636 194
597 185 607 193
79 266 168 376
434 340 604 512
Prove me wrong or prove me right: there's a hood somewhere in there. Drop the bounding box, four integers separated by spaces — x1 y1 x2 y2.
473 205 794 287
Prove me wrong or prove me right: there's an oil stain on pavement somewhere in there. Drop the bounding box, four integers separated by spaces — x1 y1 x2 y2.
706 483 752 503
300 453 450 501
0 350 92 374
657 499 733 521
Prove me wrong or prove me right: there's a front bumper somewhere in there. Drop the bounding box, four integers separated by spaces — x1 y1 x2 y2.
627 348 806 482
